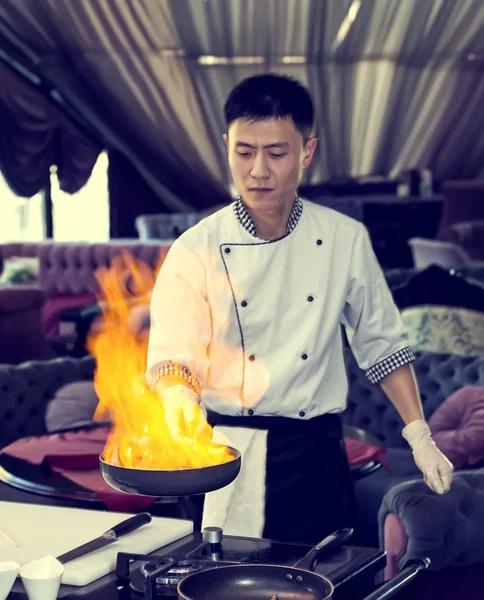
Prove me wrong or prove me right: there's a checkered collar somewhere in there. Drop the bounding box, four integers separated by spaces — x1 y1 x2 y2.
233 196 303 239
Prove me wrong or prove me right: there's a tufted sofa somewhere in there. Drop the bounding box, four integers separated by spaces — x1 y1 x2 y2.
1 348 483 447
0 241 168 339
37 241 166 297
1 348 482 465
342 349 484 546
1 349 483 549
343 350 484 447
0 356 95 448
0 241 167 295
0 242 42 271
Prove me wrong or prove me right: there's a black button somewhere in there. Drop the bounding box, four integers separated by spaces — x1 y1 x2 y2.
301 353 308 360
248 409 254 416
307 296 314 302
241 300 248 307
316 239 322 246
299 411 306 417
224 247 231 254
248 354 256 361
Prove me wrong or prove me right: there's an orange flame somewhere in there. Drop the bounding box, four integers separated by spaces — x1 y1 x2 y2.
88 251 232 470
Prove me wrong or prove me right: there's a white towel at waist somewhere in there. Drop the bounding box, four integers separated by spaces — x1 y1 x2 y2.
201 426 267 538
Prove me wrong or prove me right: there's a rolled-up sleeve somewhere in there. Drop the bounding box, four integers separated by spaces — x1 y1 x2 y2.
146 241 212 386
341 224 415 383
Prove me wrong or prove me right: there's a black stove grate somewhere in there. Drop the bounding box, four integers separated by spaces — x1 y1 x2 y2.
114 530 386 600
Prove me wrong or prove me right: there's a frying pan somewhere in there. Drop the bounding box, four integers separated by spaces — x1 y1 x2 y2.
99 444 241 496
177 528 353 600
178 528 431 600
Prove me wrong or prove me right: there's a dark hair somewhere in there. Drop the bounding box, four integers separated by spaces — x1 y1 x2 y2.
224 73 314 139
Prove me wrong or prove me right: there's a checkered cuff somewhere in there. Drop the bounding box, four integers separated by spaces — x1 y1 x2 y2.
365 347 416 384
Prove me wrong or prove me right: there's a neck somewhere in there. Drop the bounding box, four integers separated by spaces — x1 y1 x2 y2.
243 196 296 240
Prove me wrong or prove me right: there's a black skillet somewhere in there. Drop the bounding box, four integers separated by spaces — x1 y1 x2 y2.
177 528 431 600
177 528 353 600
99 443 241 496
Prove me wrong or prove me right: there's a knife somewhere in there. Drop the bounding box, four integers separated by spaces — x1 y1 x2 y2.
56 512 152 564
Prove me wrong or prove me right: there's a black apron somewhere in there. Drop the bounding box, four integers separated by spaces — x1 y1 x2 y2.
196 411 357 545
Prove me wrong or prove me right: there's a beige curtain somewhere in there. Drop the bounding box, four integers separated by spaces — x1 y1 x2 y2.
1 0 484 196
170 0 484 182
0 0 230 210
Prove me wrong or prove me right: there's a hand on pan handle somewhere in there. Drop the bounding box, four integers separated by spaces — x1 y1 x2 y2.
162 385 210 441
402 419 453 494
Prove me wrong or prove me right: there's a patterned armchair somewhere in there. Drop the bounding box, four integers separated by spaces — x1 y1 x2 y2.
402 306 484 357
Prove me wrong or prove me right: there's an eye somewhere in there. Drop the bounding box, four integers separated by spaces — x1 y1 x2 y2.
236 152 251 157
270 154 287 159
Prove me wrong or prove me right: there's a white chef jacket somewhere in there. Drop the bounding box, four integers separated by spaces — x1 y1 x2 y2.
147 199 414 419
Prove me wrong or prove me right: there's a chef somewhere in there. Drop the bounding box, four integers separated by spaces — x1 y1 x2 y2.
146 73 453 544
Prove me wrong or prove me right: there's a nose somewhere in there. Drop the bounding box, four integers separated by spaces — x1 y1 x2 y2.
249 152 270 180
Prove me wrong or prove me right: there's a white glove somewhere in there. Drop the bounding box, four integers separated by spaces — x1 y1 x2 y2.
402 419 454 494
162 385 208 440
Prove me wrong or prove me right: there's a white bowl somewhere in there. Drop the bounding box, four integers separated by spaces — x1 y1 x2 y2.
0 561 20 600
19 555 63 600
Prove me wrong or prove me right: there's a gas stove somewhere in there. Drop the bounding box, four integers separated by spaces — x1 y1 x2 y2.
115 527 386 600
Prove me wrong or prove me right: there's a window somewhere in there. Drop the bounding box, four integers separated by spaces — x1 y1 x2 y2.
52 151 110 242
0 179 44 242
0 151 110 242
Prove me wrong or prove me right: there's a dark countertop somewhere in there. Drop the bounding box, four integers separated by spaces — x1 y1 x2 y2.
9 532 386 600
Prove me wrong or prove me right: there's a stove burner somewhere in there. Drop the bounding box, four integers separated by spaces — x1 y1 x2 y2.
115 528 386 599
128 553 240 597
144 559 203 579
141 559 224 595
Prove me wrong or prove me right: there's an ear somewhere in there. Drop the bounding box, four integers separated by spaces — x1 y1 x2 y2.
223 133 229 151
302 137 318 168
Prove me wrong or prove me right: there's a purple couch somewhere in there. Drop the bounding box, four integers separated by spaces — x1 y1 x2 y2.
0 241 169 337
0 285 56 364
440 220 484 262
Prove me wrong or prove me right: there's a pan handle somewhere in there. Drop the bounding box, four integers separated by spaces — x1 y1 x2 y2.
292 528 354 571
362 557 431 600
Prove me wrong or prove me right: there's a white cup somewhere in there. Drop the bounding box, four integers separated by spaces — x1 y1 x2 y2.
19 555 64 600
0 561 20 600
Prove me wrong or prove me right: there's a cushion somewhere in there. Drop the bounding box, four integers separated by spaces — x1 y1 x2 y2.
44 381 102 432
429 386 484 468
402 305 484 356
0 257 40 284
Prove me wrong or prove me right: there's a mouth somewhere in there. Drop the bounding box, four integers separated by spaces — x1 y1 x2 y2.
249 187 273 193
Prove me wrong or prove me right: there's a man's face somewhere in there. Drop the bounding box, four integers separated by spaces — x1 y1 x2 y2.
223 118 317 209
